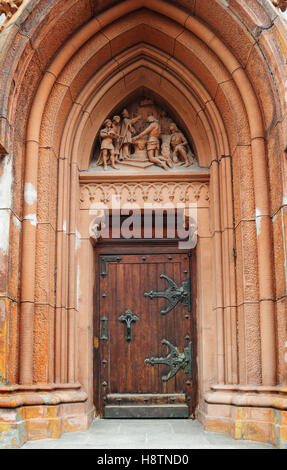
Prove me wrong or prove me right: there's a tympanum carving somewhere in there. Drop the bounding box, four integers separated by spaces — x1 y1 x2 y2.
92 97 197 172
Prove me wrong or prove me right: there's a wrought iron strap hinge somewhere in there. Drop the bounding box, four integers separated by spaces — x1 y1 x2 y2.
145 339 192 381
100 256 122 277
144 274 191 314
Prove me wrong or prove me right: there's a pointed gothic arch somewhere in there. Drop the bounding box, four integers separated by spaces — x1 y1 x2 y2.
0 0 286 447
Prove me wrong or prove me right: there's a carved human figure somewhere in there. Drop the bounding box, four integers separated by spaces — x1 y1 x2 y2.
133 115 168 170
120 108 141 159
169 123 193 167
99 118 119 170
112 115 121 162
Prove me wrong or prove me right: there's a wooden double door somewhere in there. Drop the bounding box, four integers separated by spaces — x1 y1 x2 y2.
94 243 196 418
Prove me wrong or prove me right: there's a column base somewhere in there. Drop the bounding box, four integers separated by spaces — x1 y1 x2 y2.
0 388 94 448
198 389 287 448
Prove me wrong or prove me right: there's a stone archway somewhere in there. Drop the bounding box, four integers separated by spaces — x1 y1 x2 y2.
0 0 287 448
61 56 216 422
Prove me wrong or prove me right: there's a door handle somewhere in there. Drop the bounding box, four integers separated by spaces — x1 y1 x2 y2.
118 309 139 342
100 317 108 341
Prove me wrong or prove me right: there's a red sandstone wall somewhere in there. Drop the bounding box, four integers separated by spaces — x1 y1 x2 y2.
0 0 286 447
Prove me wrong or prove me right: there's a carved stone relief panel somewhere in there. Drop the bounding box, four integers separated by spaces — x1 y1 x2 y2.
89 96 200 173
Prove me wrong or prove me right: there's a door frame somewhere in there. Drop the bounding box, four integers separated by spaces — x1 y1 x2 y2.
93 238 198 418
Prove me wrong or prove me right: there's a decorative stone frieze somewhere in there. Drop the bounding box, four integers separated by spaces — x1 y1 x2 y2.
80 182 210 209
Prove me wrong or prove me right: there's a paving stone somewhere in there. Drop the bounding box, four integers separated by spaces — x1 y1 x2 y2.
21 419 274 449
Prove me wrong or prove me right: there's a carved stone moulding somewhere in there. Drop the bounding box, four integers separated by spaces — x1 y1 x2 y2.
0 0 23 32
79 182 210 210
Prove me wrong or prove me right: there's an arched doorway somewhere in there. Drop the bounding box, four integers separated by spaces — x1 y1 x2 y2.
0 0 287 448
79 87 210 418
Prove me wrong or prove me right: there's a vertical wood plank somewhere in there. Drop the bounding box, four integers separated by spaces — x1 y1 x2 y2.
96 246 195 416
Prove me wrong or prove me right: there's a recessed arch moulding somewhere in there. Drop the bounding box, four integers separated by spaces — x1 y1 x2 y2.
0 0 287 448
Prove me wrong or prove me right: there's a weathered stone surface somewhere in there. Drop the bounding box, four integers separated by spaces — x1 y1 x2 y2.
57 33 111 102
273 209 286 300
245 43 280 133
174 30 230 99
37 148 57 229
0 298 9 383
237 302 261 384
35 223 56 306
232 145 255 225
267 123 284 217
215 80 250 150
259 22 287 127
29 0 93 70
235 221 259 304
276 297 287 384
195 0 256 66
0 0 286 450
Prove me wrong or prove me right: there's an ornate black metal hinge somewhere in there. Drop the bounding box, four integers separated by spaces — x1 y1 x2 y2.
118 309 139 342
100 256 122 277
144 274 191 314
144 339 192 382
